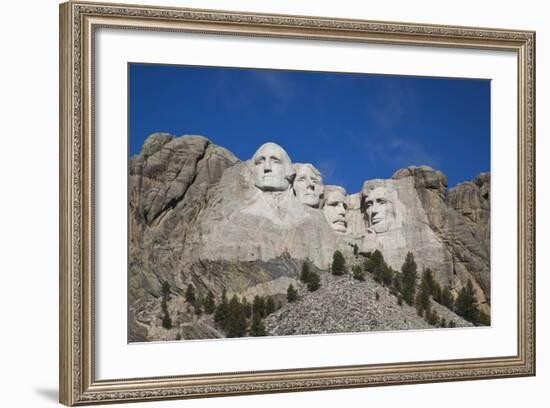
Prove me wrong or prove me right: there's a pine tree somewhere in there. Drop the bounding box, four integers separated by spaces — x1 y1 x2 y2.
194 296 203 316
242 297 252 319
382 265 394 286
365 250 384 274
287 284 298 302
265 296 277 315
204 290 216 314
455 279 480 324
366 250 393 286
352 264 365 281
392 272 403 296
250 312 267 336
433 281 443 304
372 262 384 283
401 252 418 305
214 288 228 326
307 271 321 291
427 308 439 326
421 268 443 304
185 283 196 304
422 268 436 295
441 286 455 310
161 281 172 329
253 295 266 318
225 295 247 337
416 281 431 315
225 295 246 337
300 262 311 283
331 250 346 275
161 310 172 330
161 281 171 300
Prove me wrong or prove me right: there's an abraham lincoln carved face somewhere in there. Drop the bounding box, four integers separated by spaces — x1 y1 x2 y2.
363 187 398 234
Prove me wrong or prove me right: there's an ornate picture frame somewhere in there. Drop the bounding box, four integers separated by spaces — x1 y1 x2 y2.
59 1 535 405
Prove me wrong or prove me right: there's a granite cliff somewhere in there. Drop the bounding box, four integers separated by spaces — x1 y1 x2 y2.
128 134 490 341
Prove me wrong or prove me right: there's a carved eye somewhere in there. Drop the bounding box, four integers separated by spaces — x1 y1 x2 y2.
365 201 373 208
255 157 265 165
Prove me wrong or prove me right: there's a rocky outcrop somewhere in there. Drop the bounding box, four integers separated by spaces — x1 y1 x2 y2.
128 134 238 303
447 173 490 246
128 134 490 341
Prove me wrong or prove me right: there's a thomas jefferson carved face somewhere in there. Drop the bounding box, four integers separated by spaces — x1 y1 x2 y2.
364 187 397 233
252 143 294 191
293 163 324 208
323 186 347 233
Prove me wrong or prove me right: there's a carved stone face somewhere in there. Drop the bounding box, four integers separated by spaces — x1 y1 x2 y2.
364 187 396 233
323 188 347 233
293 164 324 208
252 143 293 191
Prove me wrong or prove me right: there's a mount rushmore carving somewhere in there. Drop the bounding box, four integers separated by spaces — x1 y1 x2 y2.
129 134 490 340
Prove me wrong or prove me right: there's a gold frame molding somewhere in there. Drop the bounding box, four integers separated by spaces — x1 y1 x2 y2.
59 1 536 405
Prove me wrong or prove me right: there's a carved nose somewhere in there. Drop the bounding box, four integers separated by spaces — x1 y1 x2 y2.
264 161 272 172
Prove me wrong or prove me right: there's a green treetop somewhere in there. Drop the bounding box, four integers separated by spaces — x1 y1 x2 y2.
331 250 346 276
401 252 418 305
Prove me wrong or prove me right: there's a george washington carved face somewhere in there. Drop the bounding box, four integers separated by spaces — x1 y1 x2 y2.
293 163 324 208
252 142 294 192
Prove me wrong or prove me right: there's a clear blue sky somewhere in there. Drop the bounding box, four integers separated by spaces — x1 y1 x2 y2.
129 63 490 192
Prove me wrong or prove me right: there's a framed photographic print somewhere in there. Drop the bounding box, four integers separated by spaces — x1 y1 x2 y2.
59 1 536 405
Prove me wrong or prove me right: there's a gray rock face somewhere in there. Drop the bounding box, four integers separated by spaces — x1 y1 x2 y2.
342 166 490 311
447 173 490 245
191 161 340 269
128 135 342 340
128 135 490 341
129 134 239 304
391 167 490 307
357 175 451 283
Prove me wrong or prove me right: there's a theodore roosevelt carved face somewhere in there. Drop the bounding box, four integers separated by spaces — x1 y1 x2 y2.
252 142 294 192
293 163 324 208
322 186 347 233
